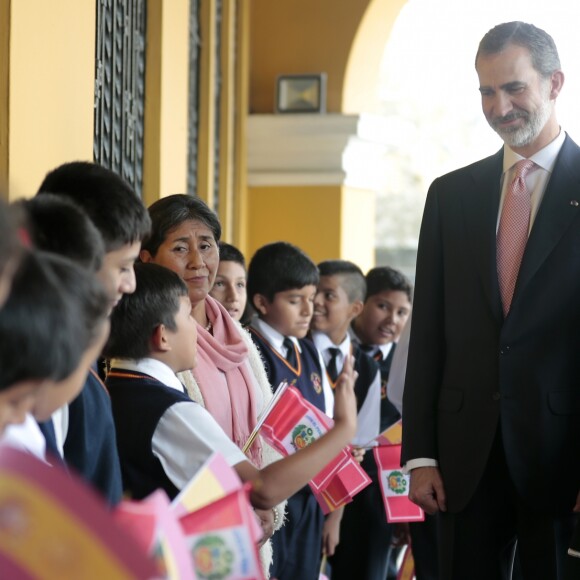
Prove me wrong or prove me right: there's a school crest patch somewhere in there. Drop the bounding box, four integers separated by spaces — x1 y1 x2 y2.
387 470 407 495
380 379 388 400
311 372 322 394
193 535 234 579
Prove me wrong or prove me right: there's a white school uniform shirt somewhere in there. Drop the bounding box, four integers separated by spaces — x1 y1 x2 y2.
109 357 247 490
1 414 48 463
311 330 381 446
251 318 335 417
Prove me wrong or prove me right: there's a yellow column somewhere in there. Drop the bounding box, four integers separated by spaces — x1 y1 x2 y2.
2 0 95 200
143 0 189 207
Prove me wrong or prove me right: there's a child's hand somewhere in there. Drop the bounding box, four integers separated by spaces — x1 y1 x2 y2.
254 507 274 547
351 447 366 463
332 355 357 438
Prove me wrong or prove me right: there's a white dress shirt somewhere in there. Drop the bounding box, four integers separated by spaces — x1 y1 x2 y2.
311 330 381 446
1 414 48 463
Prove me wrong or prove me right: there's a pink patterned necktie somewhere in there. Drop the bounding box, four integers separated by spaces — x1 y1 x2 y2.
497 159 537 316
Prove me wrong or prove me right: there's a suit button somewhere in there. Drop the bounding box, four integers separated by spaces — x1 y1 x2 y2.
492 392 501 401
500 345 510 355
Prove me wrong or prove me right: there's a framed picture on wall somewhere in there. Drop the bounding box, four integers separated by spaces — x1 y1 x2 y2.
276 73 327 114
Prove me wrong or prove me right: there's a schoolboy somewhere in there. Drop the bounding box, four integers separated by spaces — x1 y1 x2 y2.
209 241 248 323
246 241 334 580
103 263 357 513
36 161 151 504
330 266 412 580
0 252 110 454
310 260 383 559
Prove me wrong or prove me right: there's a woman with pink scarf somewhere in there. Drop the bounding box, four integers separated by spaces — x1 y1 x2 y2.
140 194 284 575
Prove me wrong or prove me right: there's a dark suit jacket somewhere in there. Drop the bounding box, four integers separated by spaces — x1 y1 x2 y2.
402 135 580 515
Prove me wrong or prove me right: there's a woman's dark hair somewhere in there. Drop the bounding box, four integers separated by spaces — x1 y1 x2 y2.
142 194 221 257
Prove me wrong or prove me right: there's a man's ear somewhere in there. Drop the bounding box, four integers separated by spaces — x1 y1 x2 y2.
140 249 153 263
252 293 269 316
550 70 565 100
151 324 171 353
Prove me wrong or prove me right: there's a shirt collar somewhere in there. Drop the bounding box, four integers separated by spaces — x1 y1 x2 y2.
251 318 302 353
347 326 393 359
311 330 351 358
503 128 566 174
109 357 185 392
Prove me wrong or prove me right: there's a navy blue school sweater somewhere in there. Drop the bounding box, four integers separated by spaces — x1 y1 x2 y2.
248 327 326 412
63 366 123 505
105 370 191 501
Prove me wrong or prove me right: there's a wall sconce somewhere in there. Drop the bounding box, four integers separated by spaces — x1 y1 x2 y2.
275 73 327 114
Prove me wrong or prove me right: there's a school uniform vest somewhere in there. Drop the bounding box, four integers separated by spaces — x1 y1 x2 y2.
105 370 190 501
64 366 123 505
248 328 326 413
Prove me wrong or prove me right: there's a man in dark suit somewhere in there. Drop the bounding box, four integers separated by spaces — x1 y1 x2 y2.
402 21 580 580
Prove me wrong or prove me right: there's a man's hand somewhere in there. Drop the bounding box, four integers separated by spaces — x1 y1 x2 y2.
408 466 447 515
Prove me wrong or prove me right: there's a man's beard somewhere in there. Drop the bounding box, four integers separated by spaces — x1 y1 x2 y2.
489 95 553 148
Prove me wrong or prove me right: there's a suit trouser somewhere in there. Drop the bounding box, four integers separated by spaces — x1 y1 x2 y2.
438 428 575 580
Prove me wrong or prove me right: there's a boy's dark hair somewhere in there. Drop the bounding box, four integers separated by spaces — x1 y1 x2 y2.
37 161 151 251
104 263 189 360
142 194 221 257
0 200 23 282
247 241 319 303
318 260 366 303
0 251 110 390
365 266 413 303
218 241 246 269
18 194 105 272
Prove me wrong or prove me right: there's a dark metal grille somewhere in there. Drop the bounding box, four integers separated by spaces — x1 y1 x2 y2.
187 0 201 196
94 0 146 197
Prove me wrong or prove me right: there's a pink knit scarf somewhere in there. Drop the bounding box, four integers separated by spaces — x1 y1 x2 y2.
193 296 262 466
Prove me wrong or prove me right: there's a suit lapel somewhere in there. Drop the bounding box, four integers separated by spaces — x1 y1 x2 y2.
513 136 580 303
463 149 504 322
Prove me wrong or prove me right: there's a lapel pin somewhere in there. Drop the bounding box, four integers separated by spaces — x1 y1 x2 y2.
571 200 579 207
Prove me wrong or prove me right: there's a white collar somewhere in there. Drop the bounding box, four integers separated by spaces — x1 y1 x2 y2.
109 357 185 392
251 318 302 354
503 129 566 174
311 330 351 358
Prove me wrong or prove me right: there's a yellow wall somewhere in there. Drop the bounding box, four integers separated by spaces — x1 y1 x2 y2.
247 184 375 272
249 0 374 113
143 0 189 207
2 0 95 200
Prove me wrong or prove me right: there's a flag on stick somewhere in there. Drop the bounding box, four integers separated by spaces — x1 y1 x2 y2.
374 445 424 523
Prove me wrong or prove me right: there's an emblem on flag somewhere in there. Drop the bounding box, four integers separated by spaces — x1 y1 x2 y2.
291 424 317 450
192 535 234 579
387 470 407 495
